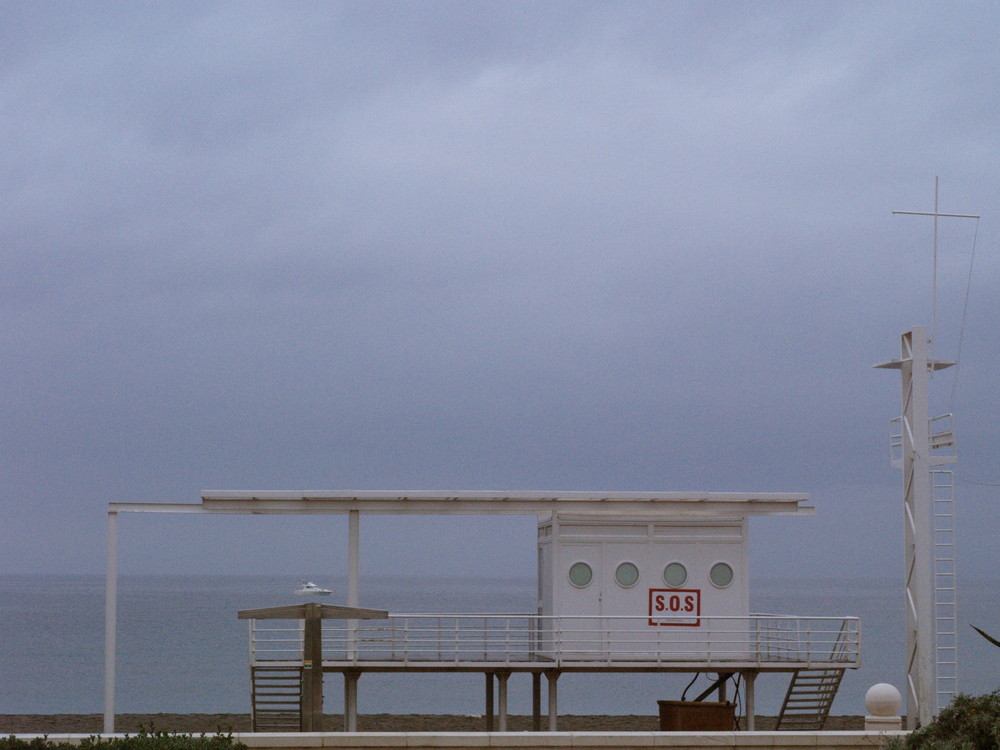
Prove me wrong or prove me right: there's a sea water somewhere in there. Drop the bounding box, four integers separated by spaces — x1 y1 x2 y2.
1 574 998 716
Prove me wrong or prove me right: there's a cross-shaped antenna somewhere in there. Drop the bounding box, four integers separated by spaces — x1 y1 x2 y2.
893 176 979 361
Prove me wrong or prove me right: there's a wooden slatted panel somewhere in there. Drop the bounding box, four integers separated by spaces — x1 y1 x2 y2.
251 667 302 731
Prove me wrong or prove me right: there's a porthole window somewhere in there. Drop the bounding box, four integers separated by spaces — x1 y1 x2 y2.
710 562 734 588
663 562 688 587
569 562 593 587
614 562 640 588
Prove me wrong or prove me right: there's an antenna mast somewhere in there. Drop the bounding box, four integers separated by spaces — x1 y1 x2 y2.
878 180 978 728
892 176 979 360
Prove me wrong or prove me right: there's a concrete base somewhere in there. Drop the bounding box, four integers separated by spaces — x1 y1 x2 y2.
865 716 904 732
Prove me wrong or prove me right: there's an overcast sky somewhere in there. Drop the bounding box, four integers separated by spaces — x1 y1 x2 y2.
3 1 999 582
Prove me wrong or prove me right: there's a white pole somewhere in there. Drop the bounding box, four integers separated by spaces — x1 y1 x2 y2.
344 671 358 732
498 672 508 731
932 177 939 360
348 510 359 608
347 510 360 661
546 672 558 731
103 510 119 734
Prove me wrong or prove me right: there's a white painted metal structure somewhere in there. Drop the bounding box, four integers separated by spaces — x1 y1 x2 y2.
104 490 850 734
885 182 978 727
876 327 957 728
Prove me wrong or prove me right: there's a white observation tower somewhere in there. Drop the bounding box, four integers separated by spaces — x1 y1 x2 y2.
876 179 979 728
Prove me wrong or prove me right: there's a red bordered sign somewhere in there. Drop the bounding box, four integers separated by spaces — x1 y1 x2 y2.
648 588 701 626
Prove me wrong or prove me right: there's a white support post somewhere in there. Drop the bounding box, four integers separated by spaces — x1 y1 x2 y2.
546 671 559 731
347 510 360 661
103 510 119 734
497 672 509 732
347 510 360 608
344 671 359 732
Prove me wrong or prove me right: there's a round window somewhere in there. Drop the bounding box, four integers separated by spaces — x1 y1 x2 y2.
710 562 734 588
569 562 593 587
615 562 640 588
663 562 688 587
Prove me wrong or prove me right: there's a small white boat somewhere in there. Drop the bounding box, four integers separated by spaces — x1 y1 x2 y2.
294 581 333 596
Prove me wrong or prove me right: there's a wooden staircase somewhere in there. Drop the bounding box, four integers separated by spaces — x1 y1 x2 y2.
775 668 845 730
251 666 303 731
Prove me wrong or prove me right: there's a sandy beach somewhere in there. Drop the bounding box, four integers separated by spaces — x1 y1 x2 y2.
1 713 865 734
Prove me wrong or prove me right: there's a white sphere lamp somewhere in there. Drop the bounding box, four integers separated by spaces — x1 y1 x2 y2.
865 683 902 717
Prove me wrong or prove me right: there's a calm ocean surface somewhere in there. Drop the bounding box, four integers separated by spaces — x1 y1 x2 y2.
2 574 997 717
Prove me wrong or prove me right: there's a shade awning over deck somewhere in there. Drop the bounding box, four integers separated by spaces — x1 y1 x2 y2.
238 603 388 620
194 490 813 517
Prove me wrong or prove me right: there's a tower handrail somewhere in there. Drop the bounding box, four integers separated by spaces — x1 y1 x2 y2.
245 613 859 668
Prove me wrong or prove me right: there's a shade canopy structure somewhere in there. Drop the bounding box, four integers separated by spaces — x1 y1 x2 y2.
196 490 814 516
104 489 815 733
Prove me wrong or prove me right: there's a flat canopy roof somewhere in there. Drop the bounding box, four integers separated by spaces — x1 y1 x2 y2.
107 490 813 516
188 490 813 516
237 603 389 620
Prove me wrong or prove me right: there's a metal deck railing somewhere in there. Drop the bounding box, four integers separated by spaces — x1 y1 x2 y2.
247 614 860 669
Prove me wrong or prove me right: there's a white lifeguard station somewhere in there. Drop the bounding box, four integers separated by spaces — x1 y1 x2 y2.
103 490 861 733
538 511 750 626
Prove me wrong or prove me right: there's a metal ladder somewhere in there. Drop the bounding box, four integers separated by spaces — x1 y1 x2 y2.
774 669 845 730
251 666 303 731
891 414 959 714
775 621 850 730
932 468 957 711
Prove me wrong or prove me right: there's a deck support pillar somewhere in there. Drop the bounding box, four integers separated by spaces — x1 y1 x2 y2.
744 671 757 730
545 671 559 731
302 604 325 731
344 670 360 732
497 672 509 731
718 672 729 702
485 673 494 730
532 672 541 731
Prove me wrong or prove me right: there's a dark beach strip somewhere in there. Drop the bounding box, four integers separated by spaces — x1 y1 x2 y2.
1 714 864 734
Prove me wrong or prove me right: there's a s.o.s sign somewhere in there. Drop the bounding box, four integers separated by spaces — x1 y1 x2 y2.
648 589 701 626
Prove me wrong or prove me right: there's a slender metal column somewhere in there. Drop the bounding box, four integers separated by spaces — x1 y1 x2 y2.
744 672 756 731
345 513 361 733
485 673 494 730
103 510 119 734
347 511 360 607
546 671 559 731
347 510 360 660
532 672 541 731
344 670 360 732
497 672 509 731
